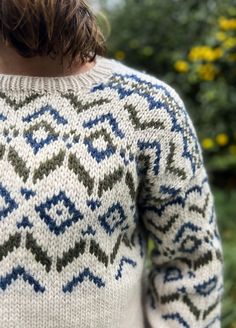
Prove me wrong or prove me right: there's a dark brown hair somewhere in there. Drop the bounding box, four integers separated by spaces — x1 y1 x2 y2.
0 0 106 69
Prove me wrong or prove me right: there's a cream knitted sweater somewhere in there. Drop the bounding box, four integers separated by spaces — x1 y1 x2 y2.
0 55 223 328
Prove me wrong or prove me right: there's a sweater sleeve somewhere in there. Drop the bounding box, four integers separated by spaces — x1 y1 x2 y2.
135 84 224 328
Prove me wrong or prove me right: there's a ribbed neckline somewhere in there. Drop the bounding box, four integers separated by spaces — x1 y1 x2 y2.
0 55 114 93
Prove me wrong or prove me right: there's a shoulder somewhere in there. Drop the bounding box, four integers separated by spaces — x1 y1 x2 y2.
99 56 185 110
97 56 193 138
100 57 204 184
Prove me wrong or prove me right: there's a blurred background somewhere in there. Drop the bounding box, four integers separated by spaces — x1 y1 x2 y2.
92 1 236 327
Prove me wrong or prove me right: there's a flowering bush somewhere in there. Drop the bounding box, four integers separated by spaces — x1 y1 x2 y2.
173 15 236 171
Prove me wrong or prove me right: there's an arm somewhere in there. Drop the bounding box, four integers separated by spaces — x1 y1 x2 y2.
136 84 224 328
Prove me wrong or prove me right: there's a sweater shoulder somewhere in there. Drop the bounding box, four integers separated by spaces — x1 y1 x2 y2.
103 57 185 109
103 58 204 179
103 57 197 145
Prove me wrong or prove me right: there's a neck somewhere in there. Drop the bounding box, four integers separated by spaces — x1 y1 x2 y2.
0 40 95 77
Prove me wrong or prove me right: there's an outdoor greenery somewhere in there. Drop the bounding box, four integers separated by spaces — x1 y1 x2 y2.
97 1 236 327
214 189 236 328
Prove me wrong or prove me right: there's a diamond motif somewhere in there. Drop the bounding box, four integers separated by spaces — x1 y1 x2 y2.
84 128 117 163
23 120 59 154
35 190 84 235
98 202 127 235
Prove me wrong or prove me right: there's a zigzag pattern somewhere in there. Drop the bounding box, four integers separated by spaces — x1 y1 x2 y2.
62 267 106 293
0 265 45 293
92 73 203 174
0 58 223 328
115 256 137 280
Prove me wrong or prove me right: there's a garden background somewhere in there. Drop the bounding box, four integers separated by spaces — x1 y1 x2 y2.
93 0 236 327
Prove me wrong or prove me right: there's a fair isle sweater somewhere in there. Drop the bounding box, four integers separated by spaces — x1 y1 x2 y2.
0 55 223 328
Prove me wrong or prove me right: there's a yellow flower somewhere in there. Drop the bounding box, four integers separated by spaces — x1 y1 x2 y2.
214 47 224 58
197 64 218 81
174 60 190 73
202 138 214 149
229 145 236 155
215 31 228 41
216 133 229 146
115 50 126 61
222 37 236 49
188 46 223 62
218 16 236 30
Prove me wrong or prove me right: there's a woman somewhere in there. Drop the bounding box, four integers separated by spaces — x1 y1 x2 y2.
0 1 223 327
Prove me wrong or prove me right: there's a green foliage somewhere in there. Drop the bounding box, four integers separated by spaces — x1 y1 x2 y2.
214 189 236 328
102 0 216 74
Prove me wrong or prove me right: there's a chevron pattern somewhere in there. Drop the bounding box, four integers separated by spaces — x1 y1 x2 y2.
0 58 223 328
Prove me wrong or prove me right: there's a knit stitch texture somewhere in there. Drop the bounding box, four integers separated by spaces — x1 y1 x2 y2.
0 55 224 328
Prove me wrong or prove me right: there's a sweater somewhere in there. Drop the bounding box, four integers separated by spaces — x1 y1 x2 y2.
0 55 224 328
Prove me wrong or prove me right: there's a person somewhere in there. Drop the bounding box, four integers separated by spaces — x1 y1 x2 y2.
0 1 223 327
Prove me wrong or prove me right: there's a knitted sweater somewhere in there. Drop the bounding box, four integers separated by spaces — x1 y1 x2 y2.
0 55 224 328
